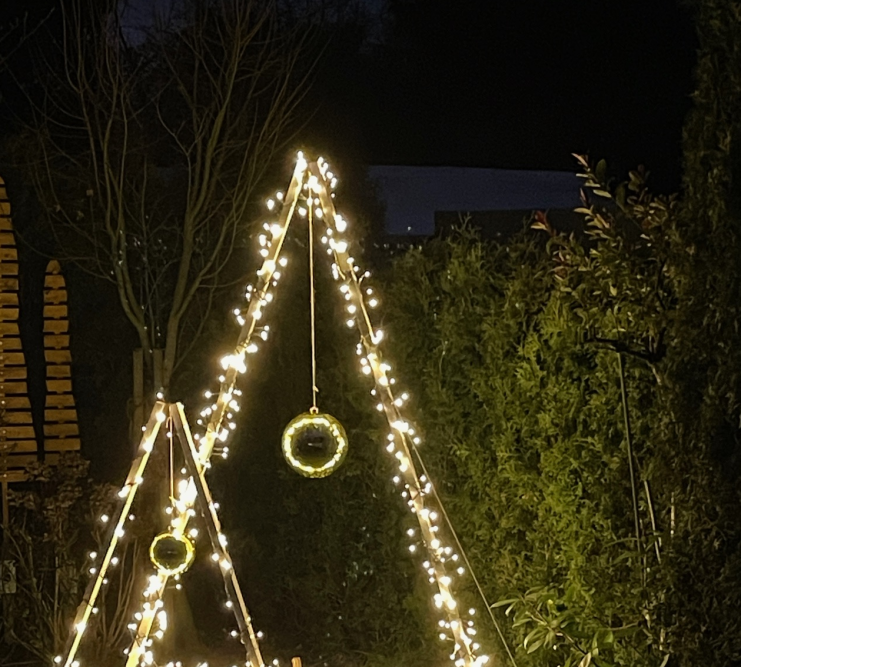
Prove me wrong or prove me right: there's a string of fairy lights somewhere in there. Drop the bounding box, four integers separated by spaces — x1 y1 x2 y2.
59 153 489 667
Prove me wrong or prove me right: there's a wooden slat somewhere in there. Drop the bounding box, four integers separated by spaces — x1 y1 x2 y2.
0 322 20 335
45 365 70 378
44 350 72 364
45 394 74 408
44 423 78 437
0 219 12 233
44 438 81 452
0 337 22 350
0 293 17 305
0 381 28 394
3 440 39 454
45 409 78 423
43 305 67 319
0 248 16 261
44 275 65 289
0 367 27 380
46 379 72 393
43 320 69 334
0 396 33 409
0 277 19 291
0 264 18 276
44 453 61 465
0 232 13 245
43 289 67 304
3 412 33 425
44 335 69 349
0 307 19 321
0 454 38 468
0 426 36 439
0 352 25 365
0 469 29 483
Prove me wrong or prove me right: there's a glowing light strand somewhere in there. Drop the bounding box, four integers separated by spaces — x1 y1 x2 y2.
66 155 309 667
122 156 308 666
308 160 488 667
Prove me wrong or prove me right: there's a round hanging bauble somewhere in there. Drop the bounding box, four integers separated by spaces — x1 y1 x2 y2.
149 531 195 577
282 412 348 478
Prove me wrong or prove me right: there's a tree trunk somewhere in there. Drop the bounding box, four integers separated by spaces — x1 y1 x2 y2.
162 315 179 394
131 348 165 447
131 350 144 447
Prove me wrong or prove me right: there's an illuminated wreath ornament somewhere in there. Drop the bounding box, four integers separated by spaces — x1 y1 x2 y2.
149 531 195 577
282 411 348 478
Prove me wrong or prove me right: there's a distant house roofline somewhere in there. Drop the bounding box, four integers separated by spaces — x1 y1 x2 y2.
368 165 581 235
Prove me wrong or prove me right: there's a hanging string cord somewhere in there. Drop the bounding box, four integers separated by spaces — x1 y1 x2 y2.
410 446 517 667
167 415 174 503
308 203 318 413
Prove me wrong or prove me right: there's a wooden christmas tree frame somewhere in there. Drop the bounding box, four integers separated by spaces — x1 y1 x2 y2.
61 155 488 667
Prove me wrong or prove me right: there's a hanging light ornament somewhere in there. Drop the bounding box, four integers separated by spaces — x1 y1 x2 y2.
282 175 348 478
281 411 348 478
149 531 195 577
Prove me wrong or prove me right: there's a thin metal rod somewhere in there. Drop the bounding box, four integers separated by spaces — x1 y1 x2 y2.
618 354 643 565
642 478 661 563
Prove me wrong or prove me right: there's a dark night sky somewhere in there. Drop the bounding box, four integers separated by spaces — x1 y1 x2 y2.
2 0 698 189
304 0 698 193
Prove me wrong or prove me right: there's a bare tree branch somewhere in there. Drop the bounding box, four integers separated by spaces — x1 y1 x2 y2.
8 0 318 393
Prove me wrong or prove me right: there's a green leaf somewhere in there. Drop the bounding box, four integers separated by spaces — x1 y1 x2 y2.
595 159 608 183
526 638 545 654
492 598 518 608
